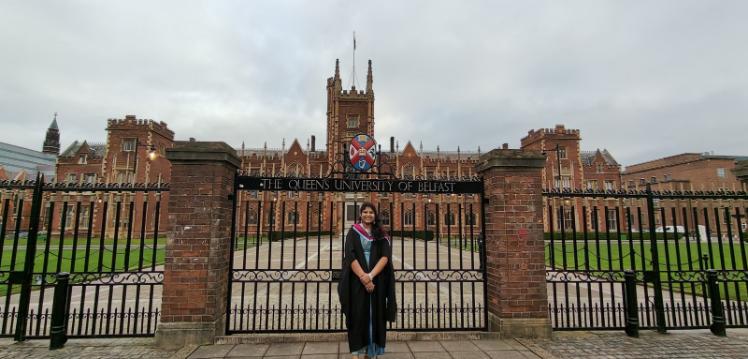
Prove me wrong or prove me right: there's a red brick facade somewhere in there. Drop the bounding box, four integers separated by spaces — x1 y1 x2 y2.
157 141 240 347
477 148 551 337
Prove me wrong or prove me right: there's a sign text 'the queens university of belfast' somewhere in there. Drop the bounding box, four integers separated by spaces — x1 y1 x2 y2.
237 177 483 195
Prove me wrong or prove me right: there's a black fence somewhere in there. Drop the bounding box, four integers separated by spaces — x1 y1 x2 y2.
227 175 486 333
544 186 748 332
0 176 166 340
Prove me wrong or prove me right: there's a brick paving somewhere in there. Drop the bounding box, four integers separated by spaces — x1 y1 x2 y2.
1 330 748 358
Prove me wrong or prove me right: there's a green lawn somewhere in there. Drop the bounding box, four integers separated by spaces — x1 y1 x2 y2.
546 241 748 301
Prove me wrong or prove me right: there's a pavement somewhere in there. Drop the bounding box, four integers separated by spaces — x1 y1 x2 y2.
2 329 748 359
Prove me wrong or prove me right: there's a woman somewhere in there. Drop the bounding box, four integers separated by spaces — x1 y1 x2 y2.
338 202 397 358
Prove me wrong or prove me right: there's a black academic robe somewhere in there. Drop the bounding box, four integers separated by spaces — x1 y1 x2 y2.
338 228 397 352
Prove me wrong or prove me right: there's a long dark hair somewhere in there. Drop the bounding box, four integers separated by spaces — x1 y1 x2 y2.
358 202 387 240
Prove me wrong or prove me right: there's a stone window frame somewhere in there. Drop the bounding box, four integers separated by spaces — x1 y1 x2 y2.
346 115 360 129
122 138 137 152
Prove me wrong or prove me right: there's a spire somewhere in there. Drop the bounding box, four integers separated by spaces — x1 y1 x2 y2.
366 59 373 92
50 112 59 130
43 112 60 155
334 59 340 80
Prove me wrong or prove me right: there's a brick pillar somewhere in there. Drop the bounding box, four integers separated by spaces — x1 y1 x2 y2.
476 146 551 338
155 140 239 348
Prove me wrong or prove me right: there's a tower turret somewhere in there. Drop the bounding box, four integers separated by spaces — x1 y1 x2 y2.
43 113 60 155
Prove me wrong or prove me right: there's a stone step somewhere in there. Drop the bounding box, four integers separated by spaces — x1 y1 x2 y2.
216 331 501 344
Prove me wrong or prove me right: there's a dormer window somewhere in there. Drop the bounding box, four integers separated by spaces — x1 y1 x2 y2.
122 138 137 152
78 154 87 164
596 163 603 173
347 115 360 129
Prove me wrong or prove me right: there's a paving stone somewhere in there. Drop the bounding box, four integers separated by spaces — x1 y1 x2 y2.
413 352 452 359
485 351 536 359
264 356 300 359
378 353 415 359
448 351 489 359
303 342 339 354
301 354 339 359
440 340 481 352
386 342 412 353
471 340 519 352
227 343 270 357
189 344 236 358
266 343 305 356
407 341 446 352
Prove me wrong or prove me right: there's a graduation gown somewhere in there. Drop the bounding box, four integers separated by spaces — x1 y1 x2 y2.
338 226 397 352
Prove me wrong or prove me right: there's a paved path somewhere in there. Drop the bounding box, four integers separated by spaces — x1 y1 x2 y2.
4 330 748 358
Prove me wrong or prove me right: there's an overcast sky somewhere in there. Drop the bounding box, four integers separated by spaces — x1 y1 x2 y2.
1 1 746 167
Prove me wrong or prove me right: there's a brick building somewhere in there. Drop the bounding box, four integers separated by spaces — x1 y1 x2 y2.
236 59 483 235
50 115 174 236
520 124 621 190
622 153 748 192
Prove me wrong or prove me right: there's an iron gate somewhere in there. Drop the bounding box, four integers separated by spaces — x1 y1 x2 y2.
227 175 486 333
0 175 165 339
544 186 748 332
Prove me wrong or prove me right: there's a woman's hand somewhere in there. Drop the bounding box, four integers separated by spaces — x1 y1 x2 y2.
365 281 375 293
359 274 371 285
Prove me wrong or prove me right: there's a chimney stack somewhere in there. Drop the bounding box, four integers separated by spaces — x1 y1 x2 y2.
311 135 316 152
390 137 395 153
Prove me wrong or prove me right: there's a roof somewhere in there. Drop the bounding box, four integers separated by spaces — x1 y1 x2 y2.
0 141 56 179
581 149 619 166
60 140 105 158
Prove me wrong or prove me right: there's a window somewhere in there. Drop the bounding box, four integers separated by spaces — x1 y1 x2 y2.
556 176 571 189
639 178 646 185
664 174 671 181
286 163 303 177
444 212 455 226
402 165 415 179
287 191 299 199
586 180 598 190
604 180 615 191
287 211 299 225
596 163 603 173
558 207 573 231
606 209 618 231
122 138 137 152
651 176 657 183
65 206 75 230
346 204 358 222
78 155 87 164
347 115 360 128
67 173 78 183
717 168 726 178
246 209 258 225
115 171 133 183
427 211 436 226
628 180 635 188
558 146 567 159
403 210 414 226
267 212 276 226
84 173 96 184
380 210 390 226
465 212 476 226
79 206 90 229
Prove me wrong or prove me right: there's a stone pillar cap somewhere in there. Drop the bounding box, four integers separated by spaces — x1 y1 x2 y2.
476 148 546 172
166 140 241 168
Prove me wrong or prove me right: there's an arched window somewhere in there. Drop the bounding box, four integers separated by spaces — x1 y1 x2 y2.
427 211 436 226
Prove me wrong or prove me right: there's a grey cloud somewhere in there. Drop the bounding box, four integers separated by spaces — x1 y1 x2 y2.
0 0 746 165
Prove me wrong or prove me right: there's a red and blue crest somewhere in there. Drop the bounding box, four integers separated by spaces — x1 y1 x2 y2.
349 134 377 172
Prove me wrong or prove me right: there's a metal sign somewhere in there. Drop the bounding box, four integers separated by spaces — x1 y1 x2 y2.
348 134 377 172
237 176 484 194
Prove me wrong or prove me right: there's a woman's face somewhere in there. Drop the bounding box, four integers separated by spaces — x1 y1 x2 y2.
360 207 376 225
